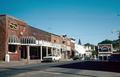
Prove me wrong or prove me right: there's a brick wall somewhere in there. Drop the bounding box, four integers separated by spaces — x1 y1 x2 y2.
0 15 7 60
28 26 51 41
51 34 62 44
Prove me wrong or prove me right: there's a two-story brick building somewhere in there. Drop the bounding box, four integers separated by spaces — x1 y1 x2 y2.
0 14 75 62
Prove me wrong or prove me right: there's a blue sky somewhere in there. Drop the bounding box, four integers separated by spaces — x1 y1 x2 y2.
0 0 120 45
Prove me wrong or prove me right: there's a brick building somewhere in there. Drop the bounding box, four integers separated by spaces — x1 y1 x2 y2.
0 14 75 62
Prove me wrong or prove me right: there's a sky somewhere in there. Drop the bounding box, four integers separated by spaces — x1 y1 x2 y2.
0 0 120 45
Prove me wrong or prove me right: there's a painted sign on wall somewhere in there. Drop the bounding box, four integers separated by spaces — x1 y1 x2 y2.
9 23 18 30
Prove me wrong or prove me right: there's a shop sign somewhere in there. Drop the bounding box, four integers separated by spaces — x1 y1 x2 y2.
98 44 113 52
9 23 18 30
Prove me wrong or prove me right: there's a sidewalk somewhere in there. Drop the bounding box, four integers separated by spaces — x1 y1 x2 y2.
0 60 41 67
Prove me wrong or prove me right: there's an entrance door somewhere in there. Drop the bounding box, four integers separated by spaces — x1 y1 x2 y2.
20 46 27 59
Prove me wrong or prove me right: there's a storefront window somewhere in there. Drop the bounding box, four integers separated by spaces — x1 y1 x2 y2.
8 45 17 52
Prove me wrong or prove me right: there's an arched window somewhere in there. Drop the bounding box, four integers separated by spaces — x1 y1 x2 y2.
20 36 36 44
9 35 19 44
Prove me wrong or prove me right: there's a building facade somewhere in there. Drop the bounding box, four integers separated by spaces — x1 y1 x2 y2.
0 15 75 62
98 44 113 61
74 44 92 60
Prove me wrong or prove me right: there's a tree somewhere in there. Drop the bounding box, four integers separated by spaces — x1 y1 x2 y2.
98 39 120 52
84 43 97 58
84 43 91 46
98 39 113 44
113 39 120 51
91 46 98 56
84 43 95 50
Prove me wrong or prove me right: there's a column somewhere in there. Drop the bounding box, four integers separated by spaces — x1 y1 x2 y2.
55 48 57 56
18 46 21 60
51 48 53 55
40 45 42 61
27 46 30 64
66 51 67 59
58 49 60 56
46 47 48 56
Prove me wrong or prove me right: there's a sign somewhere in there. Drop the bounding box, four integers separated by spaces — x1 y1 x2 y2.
98 44 113 52
9 23 18 30
20 27 26 35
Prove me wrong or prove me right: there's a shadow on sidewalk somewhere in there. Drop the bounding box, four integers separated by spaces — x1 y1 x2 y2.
54 61 120 73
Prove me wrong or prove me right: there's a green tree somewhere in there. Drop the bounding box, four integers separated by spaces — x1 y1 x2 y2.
84 43 98 58
98 39 119 50
98 39 113 44
84 43 95 50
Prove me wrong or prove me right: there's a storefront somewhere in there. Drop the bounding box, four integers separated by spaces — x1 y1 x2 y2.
0 14 75 62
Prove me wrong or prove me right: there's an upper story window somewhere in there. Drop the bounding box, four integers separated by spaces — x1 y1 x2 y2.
9 35 20 43
98 44 112 52
54 40 56 43
20 36 36 44
99 47 111 52
62 41 65 44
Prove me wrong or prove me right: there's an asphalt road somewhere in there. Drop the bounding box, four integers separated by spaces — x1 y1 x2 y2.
0 61 120 77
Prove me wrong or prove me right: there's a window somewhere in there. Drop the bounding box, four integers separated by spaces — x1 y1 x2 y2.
8 45 17 52
54 40 56 43
9 35 19 43
99 56 102 60
103 56 107 60
20 36 36 44
62 41 65 44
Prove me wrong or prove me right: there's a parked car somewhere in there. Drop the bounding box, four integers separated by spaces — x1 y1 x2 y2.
43 54 61 62
72 55 82 60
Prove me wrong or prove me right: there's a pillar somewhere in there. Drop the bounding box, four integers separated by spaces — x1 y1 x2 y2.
55 48 57 56
27 46 30 64
66 51 67 59
51 48 53 55
46 47 48 56
40 45 42 61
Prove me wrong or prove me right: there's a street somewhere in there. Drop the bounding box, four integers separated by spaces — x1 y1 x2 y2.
0 61 120 77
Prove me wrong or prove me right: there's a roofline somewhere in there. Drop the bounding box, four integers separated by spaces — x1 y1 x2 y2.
0 14 27 24
0 14 7 16
98 44 112 45
0 14 73 39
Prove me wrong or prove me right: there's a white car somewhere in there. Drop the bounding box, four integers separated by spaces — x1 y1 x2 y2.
43 54 61 62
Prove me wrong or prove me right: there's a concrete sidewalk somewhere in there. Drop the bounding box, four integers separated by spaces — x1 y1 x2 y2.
0 60 41 67
0 59 73 68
